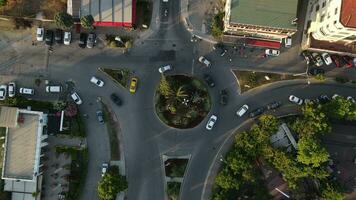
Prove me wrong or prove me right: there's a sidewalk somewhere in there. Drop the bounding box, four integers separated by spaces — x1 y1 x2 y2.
180 0 217 43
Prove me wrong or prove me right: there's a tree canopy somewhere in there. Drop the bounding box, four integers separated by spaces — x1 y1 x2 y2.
297 137 329 167
97 167 128 200
54 12 73 30
80 15 94 29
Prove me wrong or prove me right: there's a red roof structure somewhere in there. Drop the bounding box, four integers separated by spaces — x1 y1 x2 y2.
340 0 356 28
246 39 281 49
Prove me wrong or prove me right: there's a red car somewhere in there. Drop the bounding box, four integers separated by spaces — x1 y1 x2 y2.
342 56 353 68
331 55 341 68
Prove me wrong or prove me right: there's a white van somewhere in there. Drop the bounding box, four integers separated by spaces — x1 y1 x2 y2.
285 37 292 48
46 85 62 93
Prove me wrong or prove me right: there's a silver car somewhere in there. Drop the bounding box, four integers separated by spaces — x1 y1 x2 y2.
86 33 96 48
206 115 217 130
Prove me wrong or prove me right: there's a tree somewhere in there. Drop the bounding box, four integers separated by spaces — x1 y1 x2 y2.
0 0 6 6
297 137 329 167
158 75 172 98
215 168 242 190
97 167 128 200
54 12 74 30
80 15 94 29
320 182 344 200
258 114 279 134
323 97 356 121
211 12 224 38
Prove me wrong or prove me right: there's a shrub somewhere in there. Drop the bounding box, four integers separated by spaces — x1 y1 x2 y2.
0 0 6 6
334 76 349 83
315 74 325 81
211 12 224 38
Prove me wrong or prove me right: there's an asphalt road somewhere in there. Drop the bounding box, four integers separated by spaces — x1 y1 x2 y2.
0 0 356 200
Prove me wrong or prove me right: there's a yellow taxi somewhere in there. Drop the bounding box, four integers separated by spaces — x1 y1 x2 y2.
129 77 138 93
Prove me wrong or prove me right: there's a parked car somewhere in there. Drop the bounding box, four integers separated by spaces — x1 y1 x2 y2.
190 34 201 42
0 85 7 100
266 101 282 110
249 107 265 118
90 76 104 87
332 94 341 99
302 51 314 65
45 85 62 93
285 36 292 48
198 56 211 67
304 98 319 104
79 33 87 48
86 33 96 48
342 56 353 68
289 95 303 105
158 65 172 73
236 104 249 117
321 53 332 65
318 94 330 104
203 74 215 87
96 110 104 124
220 89 228 105
54 29 63 44
8 82 15 97
312 53 324 67
36 27 44 41
206 115 217 130
19 87 34 95
347 96 355 102
45 30 54 46
101 163 109 177
71 92 82 105
265 49 280 56
129 77 138 93
331 55 341 68
110 93 122 106
309 68 325 76
63 31 72 45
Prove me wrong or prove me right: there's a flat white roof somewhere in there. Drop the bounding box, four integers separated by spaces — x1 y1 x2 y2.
2 110 44 181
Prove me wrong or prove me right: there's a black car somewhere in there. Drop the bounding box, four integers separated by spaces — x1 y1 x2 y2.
318 94 330 104
79 33 88 48
249 107 265 118
301 51 315 65
54 29 63 44
266 101 282 110
204 74 215 87
110 93 122 106
96 110 104 124
220 89 228 105
45 30 53 46
309 68 325 76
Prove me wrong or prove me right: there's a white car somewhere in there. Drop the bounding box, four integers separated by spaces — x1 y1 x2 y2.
332 94 341 99
347 96 355 102
8 82 15 97
158 65 172 73
0 85 7 100
90 76 104 87
289 95 303 105
101 163 109 177
206 115 217 130
71 92 82 105
285 36 292 48
19 87 34 95
321 53 332 65
198 56 211 67
236 105 249 117
63 31 71 45
36 27 44 41
265 49 280 56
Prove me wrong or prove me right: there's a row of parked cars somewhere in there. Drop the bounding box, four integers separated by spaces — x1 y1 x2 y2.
36 27 97 48
0 82 62 100
302 51 356 68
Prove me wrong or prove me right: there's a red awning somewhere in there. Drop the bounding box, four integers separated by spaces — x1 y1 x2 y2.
246 39 281 49
94 21 133 27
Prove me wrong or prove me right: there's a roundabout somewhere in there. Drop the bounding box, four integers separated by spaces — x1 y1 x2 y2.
155 74 211 129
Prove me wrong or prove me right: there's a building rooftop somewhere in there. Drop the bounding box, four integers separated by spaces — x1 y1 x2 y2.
310 34 356 54
2 111 43 181
0 107 19 128
340 0 356 28
229 0 298 29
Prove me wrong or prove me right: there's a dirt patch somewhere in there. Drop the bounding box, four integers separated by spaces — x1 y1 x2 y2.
0 0 66 19
233 70 299 93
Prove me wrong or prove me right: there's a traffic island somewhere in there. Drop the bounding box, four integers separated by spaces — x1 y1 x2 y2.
99 68 133 89
155 75 211 129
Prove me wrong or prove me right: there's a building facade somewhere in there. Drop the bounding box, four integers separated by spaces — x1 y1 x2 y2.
308 0 356 43
224 0 298 42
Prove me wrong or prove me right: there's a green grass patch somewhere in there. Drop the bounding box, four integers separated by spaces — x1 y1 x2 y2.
165 159 188 178
55 146 88 200
62 114 86 137
167 182 181 200
136 0 152 29
102 103 120 160
100 68 132 89
334 76 349 83
233 70 298 93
